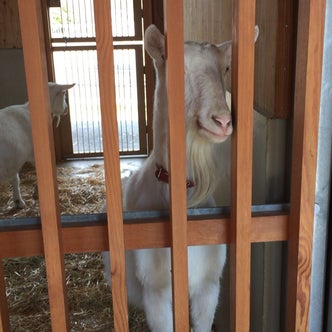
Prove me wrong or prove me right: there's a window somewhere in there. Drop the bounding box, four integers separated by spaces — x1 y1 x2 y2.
49 0 147 157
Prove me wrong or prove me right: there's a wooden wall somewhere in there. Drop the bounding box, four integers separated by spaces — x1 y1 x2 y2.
184 0 297 119
0 0 21 48
184 0 230 43
1 0 297 118
0 0 27 108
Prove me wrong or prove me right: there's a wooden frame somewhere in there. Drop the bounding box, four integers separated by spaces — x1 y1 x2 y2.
230 1 256 329
17 1 69 330
286 0 326 329
44 0 149 159
0 0 326 330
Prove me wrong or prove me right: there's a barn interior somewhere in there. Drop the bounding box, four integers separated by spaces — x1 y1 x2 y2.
0 0 331 331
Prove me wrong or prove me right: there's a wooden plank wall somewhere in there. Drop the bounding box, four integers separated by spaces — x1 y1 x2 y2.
0 0 326 331
183 0 297 119
0 0 21 48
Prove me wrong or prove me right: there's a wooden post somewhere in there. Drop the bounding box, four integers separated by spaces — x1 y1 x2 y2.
164 0 190 330
0 260 10 332
286 0 326 330
93 0 129 331
17 0 69 331
230 1 256 331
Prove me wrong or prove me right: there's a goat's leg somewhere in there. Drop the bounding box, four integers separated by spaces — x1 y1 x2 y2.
142 286 173 332
135 248 174 332
11 174 25 208
190 280 220 332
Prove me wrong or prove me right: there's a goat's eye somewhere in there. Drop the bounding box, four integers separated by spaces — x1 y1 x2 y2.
225 66 230 74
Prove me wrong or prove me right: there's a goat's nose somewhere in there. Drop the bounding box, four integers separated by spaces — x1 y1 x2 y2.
212 115 232 128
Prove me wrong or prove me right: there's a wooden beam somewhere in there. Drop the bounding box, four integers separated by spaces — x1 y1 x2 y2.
93 0 129 331
143 0 155 153
164 0 190 330
286 0 326 330
17 1 69 331
230 1 256 331
0 260 10 332
274 0 297 118
0 214 288 258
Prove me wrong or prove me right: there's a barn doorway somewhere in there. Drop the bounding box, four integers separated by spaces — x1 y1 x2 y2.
48 0 148 158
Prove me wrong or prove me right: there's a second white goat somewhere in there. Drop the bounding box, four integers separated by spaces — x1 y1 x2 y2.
0 82 74 208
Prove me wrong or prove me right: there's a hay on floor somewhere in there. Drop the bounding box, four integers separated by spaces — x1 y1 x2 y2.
0 163 107 217
1 163 149 331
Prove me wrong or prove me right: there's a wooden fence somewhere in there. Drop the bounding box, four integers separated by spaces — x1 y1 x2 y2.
0 0 326 331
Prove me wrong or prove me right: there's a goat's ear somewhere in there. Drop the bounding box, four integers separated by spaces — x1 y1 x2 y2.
217 40 232 69
254 25 259 43
217 24 259 65
59 83 75 91
48 82 75 92
144 24 165 64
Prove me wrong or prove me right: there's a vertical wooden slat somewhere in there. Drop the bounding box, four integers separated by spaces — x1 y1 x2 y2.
0 260 10 332
286 0 326 330
274 0 297 119
17 1 69 331
143 0 155 153
164 0 190 330
230 1 256 331
93 1 129 331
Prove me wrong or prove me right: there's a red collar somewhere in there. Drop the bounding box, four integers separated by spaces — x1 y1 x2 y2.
155 165 195 188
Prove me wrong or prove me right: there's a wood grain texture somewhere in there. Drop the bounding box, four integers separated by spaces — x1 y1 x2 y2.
286 0 326 330
93 1 129 331
273 0 297 119
230 1 256 331
0 213 288 258
0 0 22 48
17 1 69 331
0 260 10 332
183 0 229 43
164 0 190 330
183 0 296 119
143 0 155 153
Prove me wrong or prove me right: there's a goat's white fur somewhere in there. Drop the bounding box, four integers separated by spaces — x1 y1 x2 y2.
104 25 259 331
0 82 74 208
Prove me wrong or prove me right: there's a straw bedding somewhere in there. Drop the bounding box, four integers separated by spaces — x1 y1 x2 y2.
0 163 149 331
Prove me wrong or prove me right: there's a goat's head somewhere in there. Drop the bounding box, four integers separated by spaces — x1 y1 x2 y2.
184 40 233 144
145 25 259 146
145 25 259 206
48 82 75 127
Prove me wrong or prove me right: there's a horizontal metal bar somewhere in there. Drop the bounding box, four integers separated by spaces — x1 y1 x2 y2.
0 204 289 232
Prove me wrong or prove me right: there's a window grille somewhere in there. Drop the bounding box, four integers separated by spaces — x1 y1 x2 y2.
49 0 147 157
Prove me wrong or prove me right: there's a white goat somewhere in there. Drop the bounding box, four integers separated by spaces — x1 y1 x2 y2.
104 25 258 331
0 82 74 208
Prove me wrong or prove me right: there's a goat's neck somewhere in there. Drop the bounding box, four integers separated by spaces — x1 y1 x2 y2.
151 64 217 207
